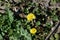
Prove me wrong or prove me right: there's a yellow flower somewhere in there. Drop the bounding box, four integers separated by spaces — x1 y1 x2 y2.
27 13 36 21
30 28 37 34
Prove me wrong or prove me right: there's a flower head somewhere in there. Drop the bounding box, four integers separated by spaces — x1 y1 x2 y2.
27 13 36 21
30 28 37 34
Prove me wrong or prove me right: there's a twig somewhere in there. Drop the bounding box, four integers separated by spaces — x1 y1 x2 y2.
45 21 60 40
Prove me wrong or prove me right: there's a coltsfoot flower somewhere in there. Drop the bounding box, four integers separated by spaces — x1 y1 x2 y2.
27 13 36 21
30 28 37 34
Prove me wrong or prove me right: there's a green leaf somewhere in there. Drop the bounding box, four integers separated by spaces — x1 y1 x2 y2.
52 15 58 21
24 8 29 13
36 21 41 26
27 25 31 30
6 8 14 23
20 27 25 35
46 22 52 28
50 35 54 40
9 36 18 40
20 27 32 40
0 34 3 40
55 34 59 40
